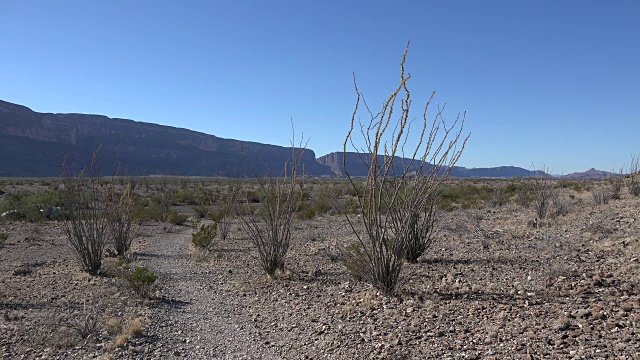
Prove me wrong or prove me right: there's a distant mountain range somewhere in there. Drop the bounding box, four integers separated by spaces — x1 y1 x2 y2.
316 152 548 178
560 168 616 180
0 99 610 178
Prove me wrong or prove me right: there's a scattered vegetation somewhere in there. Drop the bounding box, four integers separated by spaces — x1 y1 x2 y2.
0 189 63 222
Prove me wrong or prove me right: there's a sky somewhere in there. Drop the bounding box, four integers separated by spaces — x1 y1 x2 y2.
1 0 639 175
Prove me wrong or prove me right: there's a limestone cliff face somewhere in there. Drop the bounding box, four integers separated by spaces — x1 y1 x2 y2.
0 100 333 177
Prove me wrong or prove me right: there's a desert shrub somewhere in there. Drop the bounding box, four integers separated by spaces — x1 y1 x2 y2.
347 183 365 198
133 193 175 223
403 197 438 263
172 187 206 206
532 171 554 219
244 190 261 203
591 187 610 205
551 191 571 217
341 43 468 295
610 170 623 200
341 242 373 283
210 204 232 241
216 215 231 241
296 188 335 219
436 183 490 211
0 231 7 247
238 141 304 277
73 301 101 339
126 266 157 298
626 155 640 197
106 182 135 256
336 196 360 214
516 183 532 207
192 205 210 219
192 222 217 249
296 205 317 220
312 193 334 215
167 211 188 225
488 184 506 207
132 204 162 223
62 152 111 275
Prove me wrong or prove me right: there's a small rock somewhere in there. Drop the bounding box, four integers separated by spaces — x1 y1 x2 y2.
554 318 571 331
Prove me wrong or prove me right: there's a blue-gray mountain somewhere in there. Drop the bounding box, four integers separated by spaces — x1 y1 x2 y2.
0 100 332 177
0 99 598 178
316 152 548 178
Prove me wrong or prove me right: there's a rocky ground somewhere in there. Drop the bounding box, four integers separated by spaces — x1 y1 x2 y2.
1 186 639 359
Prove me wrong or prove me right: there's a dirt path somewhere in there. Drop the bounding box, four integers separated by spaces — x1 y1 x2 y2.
136 225 282 359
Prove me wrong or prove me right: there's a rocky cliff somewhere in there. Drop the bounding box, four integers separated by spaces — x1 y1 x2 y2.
0 100 333 177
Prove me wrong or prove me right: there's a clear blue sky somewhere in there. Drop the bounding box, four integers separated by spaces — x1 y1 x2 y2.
1 1 639 174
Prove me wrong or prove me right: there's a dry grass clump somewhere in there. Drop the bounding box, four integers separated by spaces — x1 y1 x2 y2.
111 316 144 348
105 317 123 336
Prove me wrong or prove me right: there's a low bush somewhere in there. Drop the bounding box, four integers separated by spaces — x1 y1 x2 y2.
172 187 207 206
296 206 316 220
167 211 188 225
552 191 571 217
132 205 162 223
488 184 506 208
192 205 210 219
126 266 157 298
516 184 532 207
192 222 217 249
437 182 495 211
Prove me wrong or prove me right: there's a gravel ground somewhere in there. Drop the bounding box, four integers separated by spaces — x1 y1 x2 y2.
1 188 639 359
128 223 282 359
